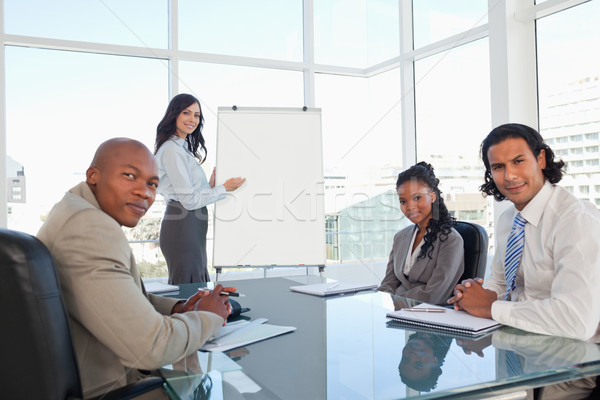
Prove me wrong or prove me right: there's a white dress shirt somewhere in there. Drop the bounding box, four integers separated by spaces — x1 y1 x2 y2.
155 136 226 210
485 181 600 342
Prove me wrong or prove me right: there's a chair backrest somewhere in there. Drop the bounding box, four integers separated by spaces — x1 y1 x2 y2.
453 221 489 283
0 228 82 400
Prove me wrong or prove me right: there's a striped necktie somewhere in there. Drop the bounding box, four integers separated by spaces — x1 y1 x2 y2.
505 350 523 377
504 213 526 300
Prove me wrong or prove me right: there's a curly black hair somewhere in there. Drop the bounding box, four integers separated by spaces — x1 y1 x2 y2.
480 123 565 201
396 161 455 260
154 93 207 163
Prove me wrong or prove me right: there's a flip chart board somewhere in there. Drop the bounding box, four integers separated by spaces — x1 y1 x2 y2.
213 107 325 268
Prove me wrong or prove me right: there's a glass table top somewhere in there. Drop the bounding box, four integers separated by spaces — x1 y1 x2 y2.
160 276 600 399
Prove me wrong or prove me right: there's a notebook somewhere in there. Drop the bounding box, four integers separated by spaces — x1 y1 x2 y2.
386 303 501 336
200 318 296 352
144 281 179 294
289 281 378 297
386 319 495 341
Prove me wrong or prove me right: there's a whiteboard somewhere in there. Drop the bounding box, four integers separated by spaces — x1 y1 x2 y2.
213 107 325 267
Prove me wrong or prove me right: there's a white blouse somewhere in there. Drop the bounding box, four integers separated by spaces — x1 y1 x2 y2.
155 136 226 210
403 227 424 275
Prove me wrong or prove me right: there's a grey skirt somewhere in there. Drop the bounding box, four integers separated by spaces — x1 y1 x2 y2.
159 201 210 284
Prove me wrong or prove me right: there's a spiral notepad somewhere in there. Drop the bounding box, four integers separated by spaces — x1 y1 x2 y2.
386 303 501 336
386 320 495 341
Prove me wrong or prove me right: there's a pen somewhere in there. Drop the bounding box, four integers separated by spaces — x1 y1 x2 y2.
198 288 243 297
405 307 446 313
326 283 339 291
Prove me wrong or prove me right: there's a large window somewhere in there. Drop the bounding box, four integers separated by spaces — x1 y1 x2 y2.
1 0 404 268
537 0 600 205
178 0 303 61
178 62 304 148
412 0 488 49
5 46 167 234
415 39 491 162
4 0 168 48
315 69 403 262
314 0 399 67
315 70 402 179
414 37 491 246
3 0 596 272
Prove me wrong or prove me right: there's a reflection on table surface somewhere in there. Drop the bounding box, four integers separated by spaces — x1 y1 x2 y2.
160 276 600 400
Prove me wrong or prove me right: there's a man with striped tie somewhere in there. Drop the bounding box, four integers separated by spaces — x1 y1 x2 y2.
447 123 600 340
448 123 600 398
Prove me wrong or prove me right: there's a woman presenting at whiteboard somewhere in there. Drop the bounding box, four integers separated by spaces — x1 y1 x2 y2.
154 93 245 284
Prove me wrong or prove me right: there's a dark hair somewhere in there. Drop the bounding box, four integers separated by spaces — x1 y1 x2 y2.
399 333 452 392
154 93 207 163
396 161 455 260
480 123 565 201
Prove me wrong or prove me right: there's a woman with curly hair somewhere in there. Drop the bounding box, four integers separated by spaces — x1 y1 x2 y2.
154 93 245 284
378 161 464 304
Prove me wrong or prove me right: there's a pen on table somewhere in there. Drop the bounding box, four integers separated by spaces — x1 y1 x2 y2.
326 283 339 291
198 288 243 297
405 307 446 313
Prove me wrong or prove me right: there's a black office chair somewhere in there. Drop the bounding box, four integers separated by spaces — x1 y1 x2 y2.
454 221 489 283
0 228 164 400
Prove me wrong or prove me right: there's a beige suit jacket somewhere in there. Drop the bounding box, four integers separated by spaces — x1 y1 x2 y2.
37 182 223 398
378 224 464 304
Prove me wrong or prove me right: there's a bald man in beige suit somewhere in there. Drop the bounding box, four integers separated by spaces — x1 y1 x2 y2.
37 138 230 398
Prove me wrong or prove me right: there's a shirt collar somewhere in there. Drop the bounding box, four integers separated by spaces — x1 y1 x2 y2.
519 180 553 228
171 135 186 146
171 135 193 154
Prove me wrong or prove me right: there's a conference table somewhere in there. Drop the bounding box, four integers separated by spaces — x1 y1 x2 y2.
160 276 600 399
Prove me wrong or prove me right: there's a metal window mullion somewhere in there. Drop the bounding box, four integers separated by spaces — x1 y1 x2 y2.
400 0 416 169
169 0 179 96
303 0 315 108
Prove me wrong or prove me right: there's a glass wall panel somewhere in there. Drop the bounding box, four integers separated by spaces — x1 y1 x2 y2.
315 70 404 262
413 0 488 49
414 39 492 249
3 0 167 48
178 0 302 61
5 46 168 234
314 0 399 68
537 0 600 206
